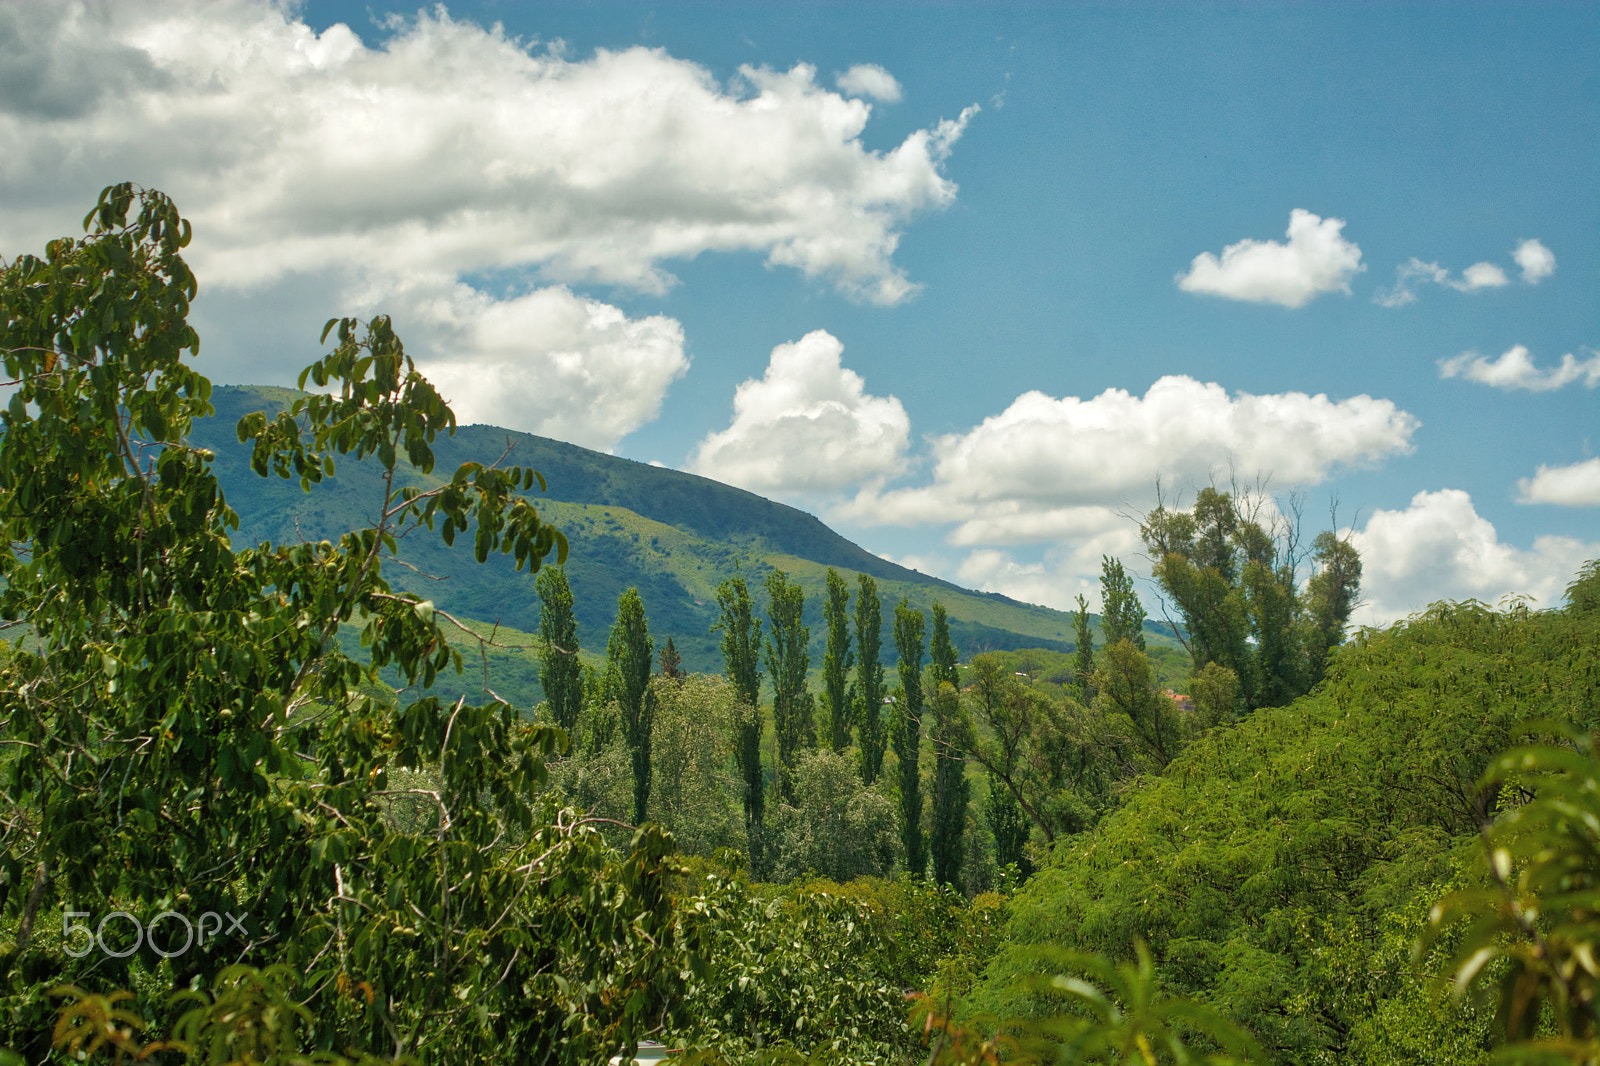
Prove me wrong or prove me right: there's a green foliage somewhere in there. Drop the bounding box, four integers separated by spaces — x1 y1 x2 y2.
930 681 973 889
895 599 928 878
1073 594 1096 703
538 565 584 733
1430 728 1600 1061
766 570 814 804
823 568 855 753
609 586 658 824
769 749 897 884
1093 639 1182 770
647 674 746 857
855 573 888 786
715 576 767 872
0 186 685 1062
668 872 912 1063
1100 557 1147 651
1142 487 1359 712
961 654 1105 848
932 602 960 688
977 591 1600 1064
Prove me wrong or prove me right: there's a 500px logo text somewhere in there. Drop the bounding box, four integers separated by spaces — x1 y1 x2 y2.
63 909 249 959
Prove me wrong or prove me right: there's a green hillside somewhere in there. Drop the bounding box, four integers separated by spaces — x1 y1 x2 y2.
196 386 1179 686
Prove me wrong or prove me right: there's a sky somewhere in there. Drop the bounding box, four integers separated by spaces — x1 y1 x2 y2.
2 0 1596 626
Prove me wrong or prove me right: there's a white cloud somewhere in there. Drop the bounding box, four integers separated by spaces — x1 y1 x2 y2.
953 529 1144 613
398 280 689 452
1 3 972 305
1518 458 1600 507
836 63 902 103
1513 238 1556 283
1437 345 1600 392
1347 489 1600 625
843 375 1419 530
689 330 910 495
1176 209 1364 308
1458 261 1510 290
1377 239 1552 307
0 2 975 445
1373 259 1449 308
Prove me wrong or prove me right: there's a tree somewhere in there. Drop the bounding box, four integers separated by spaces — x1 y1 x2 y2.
930 601 959 688
1071 593 1095 703
822 567 856 753
1141 485 1362 711
537 565 583 734
894 598 927 877
714 575 765 869
657 635 684 680
927 681 970 889
0 185 684 1062
1099 555 1146 649
607 587 656 825
765 569 814 804
927 603 967 887
855 573 888 786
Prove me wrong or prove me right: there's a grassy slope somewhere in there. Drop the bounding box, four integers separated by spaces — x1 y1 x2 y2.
198 386 1179 687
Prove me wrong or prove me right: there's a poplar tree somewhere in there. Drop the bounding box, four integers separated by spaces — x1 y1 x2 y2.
1100 555 1147 650
1072 593 1096 703
855 573 888 785
765 570 813 804
608 587 656 824
714 576 765 865
893 598 927 877
537 566 583 734
823 568 855 752
927 602 968 887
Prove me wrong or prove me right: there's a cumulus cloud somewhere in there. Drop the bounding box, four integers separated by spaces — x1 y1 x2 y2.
836 63 902 102
689 330 910 496
1437 345 1600 392
843 375 1419 530
1377 239 1553 307
1347 489 1600 625
1518 458 1600 507
1 3 972 303
1513 238 1556 283
396 281 689 451
1176 209 1364 308
1458 261 1510 290
0 2 975 444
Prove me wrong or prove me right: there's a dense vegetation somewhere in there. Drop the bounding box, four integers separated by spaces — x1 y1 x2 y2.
3 187 1599 1065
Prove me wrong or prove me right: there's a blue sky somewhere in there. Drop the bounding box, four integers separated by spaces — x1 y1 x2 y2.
2 1 1594 623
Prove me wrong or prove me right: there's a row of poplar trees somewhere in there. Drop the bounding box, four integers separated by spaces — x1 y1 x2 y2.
533 563 973 885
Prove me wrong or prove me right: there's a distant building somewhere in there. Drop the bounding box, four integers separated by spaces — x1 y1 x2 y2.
1164 689 1194 713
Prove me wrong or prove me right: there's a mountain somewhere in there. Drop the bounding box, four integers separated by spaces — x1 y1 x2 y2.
194 386 1179 688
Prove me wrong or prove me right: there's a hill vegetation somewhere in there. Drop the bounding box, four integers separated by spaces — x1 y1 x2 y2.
197 385 1180 682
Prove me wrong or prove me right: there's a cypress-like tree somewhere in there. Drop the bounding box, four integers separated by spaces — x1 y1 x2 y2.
823 568 855 752
1072 593 1095 704
1100 555 1147 650
765 570 813 804
855 573 887 785
930 601 959 688
714 576 765 865
607 587 656 825
928 659 960 883
657 636 684 680
893 598 927 877
536 566 583 735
